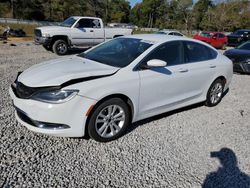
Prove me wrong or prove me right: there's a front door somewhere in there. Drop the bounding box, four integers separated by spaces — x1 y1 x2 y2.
71 18 94 46
138 41 190 119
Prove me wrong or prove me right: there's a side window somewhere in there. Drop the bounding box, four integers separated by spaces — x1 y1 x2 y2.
93 19 101 28
218 34 225 38
214 34 219 38
142 41 183 66
184 41 217 63
76 19 94 28
168 32 174 35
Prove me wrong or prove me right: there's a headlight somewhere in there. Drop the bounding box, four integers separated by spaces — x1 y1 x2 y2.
32 90 78 104
42 33 50 38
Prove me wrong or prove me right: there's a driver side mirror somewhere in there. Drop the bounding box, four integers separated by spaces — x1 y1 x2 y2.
141 59 167 69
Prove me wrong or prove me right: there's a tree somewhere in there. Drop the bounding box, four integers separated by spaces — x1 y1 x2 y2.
109 0 130 23
0 2 8 17
192 0 213 30
201 0 250 31
175 0 193 32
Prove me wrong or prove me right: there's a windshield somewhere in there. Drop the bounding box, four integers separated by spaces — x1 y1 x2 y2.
79 38 153 68
200 32 212 37
236 41 250 50
60 17 77 27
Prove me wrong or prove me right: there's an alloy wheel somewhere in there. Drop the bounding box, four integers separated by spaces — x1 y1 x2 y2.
210 82 223 104
95 105 125 138
57 42 67 54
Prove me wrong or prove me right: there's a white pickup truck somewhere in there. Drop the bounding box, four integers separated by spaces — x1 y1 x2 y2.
34 16 133 55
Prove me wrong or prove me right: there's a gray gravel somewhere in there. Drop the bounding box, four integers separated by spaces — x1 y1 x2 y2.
0 43 250 188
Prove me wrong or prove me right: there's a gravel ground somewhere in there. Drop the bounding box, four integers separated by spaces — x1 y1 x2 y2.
0 43 250 188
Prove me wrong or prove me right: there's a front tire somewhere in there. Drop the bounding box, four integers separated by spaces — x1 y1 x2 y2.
52 39 68 55
42 44 52 51
205 79 225 107
88 98 130 142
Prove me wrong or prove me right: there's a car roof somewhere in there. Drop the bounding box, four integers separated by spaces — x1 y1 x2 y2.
237 29 250 32
124 34 199 44
158 30 181 34
71 16 100 20
202 31 223 34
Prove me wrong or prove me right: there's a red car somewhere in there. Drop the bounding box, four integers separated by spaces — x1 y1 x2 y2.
193 32 228 49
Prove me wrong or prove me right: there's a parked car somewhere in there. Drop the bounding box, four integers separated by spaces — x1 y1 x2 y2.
156 30 185 37
34 16 133 55
227 29 250 47
0 26 10 41
10 34 233 142
9 28 26 37
224 41 250 74
193 32 228 49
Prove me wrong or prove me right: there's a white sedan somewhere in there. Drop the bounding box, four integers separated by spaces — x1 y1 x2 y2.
10 34 233 142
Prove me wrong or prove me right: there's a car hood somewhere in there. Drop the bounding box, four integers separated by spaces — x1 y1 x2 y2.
224 49 250 56
37 26 71 33
18 56 119 87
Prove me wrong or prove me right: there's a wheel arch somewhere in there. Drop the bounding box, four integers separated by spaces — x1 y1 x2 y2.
51 35 71 46
214 75 227 85
85 93 135 136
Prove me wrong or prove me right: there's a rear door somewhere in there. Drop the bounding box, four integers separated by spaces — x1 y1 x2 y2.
182 41 218 95
218 33 227 47
211 33 220 47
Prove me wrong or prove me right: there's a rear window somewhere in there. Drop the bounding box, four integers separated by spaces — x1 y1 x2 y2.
184 41 217 63
233 30 247 35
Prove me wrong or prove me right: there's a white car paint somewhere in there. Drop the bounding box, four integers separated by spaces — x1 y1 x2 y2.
156 29 185 37
10 34 233 137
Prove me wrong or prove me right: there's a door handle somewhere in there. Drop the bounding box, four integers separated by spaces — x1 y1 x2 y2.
209 65 216 68
179 69 189 73
90 30 94 32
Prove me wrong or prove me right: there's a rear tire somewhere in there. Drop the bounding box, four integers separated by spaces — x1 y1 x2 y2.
52 39 68 55
205 79 225 107
88 98 130 142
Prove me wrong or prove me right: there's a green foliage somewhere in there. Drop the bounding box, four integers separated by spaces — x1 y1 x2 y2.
201 0 250 31
192 0 213 30
0 2 9 17
0 0 249 32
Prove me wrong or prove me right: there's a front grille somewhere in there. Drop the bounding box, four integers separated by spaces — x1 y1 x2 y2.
34 29 42 37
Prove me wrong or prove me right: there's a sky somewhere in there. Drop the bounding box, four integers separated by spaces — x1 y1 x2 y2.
129 0 142 7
